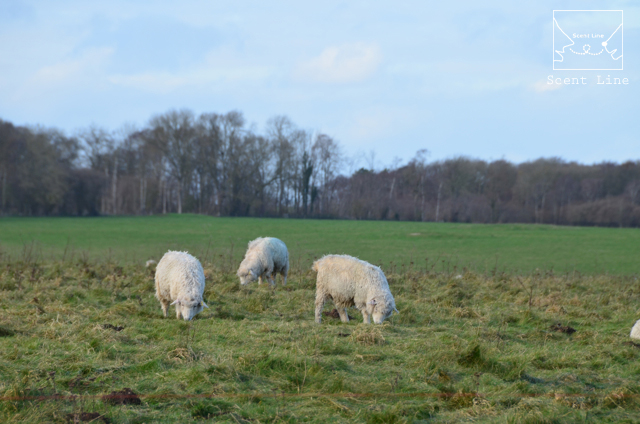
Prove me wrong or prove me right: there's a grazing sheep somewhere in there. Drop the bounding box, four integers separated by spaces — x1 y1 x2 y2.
237 237 289 287
631 320 640 339
312 254 399 324
155 251 208 321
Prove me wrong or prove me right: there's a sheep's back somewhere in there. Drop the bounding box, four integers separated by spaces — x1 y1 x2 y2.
315 255 382 296
244 237 288 267
156 251 204 295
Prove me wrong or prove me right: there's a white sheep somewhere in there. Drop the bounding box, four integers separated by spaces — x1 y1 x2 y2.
145 259 157 270
155 251 208 320
631 319 640 339
312 254 399 324
237 237 289 287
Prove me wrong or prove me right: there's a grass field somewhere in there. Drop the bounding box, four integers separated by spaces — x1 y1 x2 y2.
1 215 639 274
2 216 640 422
2 260 640 423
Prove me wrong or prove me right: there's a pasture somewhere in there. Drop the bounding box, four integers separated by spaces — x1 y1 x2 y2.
1 216 640 422
1 215 639 274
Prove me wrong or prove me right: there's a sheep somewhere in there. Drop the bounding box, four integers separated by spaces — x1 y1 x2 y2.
312 254 399 324
145 259 157 270
155 251 208 321
631 320 640 339
237 237 289 287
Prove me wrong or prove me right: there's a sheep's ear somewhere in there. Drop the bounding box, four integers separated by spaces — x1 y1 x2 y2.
394 307 400 314
368 299 377 305
170 299 180 306
202 301 209 309
249 270 256 277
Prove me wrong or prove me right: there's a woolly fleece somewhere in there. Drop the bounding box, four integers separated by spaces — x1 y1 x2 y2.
237 237 289 286
155 251 206 321
312 254 398 324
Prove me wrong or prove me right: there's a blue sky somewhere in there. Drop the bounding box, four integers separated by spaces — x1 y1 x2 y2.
0 0 638 166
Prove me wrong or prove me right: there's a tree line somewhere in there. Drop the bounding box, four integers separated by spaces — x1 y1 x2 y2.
1 110 639 227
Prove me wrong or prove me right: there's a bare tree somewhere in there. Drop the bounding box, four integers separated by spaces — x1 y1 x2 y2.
486 160 517 222
148 110 197 214
3 112 640 226
311 133 342 215
516 158 564 223
266 116 304 215
78 125 118 214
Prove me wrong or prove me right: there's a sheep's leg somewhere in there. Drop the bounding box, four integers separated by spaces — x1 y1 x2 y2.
160 300 170 317
362 310 371 324
315 292 326 324
176 307 182 320
258 276 263 285
338 308 350 323
267 268 276 287
281 264 289 286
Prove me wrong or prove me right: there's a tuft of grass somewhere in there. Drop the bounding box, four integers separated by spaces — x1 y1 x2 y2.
351 324 387 346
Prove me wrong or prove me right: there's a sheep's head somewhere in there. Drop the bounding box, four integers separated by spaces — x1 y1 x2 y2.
237 269 258 286
171 297 208 321
367 297 399 324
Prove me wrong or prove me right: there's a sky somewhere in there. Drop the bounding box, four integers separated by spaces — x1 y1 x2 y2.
0 0 638 167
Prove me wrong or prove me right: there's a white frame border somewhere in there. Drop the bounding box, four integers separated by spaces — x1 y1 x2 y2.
553 10 623 71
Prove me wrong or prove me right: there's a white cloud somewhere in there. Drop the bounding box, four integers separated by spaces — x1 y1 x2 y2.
32 47 114 86
107 49 274 94
532 79 562 93
107 66 272 93
294 42 382 84
6 47 114 105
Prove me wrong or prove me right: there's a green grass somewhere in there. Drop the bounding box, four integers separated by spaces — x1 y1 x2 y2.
1 216 640 421
1 215 639 274
2 259 640 423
